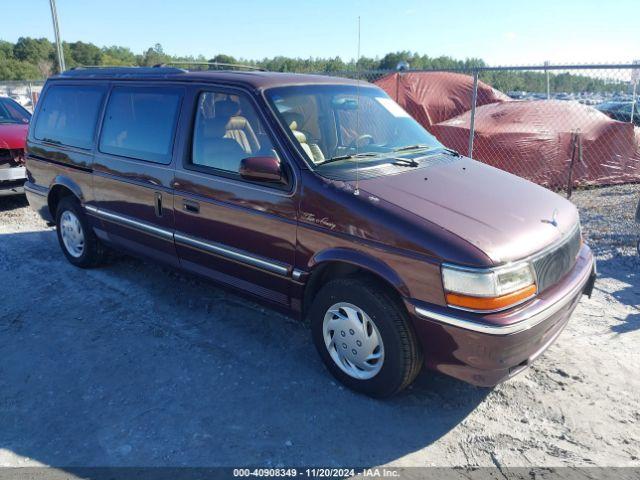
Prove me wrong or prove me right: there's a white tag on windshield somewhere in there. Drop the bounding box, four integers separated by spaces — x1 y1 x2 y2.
375 97 411 118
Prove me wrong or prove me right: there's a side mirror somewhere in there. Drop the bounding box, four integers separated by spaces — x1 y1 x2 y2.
239 156 284 183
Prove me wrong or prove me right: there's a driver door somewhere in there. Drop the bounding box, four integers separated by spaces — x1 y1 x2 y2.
173 86 299 307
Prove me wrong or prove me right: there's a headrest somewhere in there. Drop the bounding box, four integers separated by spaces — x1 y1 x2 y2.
216 99 240 118
201 116 229 137
282 111 304 131
226 116 249 130
292 129 307 144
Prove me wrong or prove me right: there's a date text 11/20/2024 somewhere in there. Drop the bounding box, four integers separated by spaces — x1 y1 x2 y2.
233 468 400 477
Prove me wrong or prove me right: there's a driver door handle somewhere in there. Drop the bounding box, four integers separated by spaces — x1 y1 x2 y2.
182 199 200 214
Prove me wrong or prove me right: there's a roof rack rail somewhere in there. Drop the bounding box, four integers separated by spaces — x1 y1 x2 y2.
60 65 187 77
69 65 135 70
156 61 266 72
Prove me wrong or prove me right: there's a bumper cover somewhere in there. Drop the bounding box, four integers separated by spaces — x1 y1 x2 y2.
411 245 595 386
24 181 53 222
0 166 26 182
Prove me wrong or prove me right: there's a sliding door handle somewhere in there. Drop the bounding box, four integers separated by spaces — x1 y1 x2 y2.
182 199 200 214
154 192 163 217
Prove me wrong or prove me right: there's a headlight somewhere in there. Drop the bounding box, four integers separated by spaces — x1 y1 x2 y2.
441 262 536 312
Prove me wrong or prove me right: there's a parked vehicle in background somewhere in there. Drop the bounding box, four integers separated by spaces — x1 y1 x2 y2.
25 67 596 397
596 101 640 127
0 96 31 196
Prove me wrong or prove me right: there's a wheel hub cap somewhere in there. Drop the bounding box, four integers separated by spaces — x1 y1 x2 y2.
322 302 384 380
60 210 85 258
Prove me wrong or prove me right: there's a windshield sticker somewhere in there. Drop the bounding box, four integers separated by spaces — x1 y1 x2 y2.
375 97 411 118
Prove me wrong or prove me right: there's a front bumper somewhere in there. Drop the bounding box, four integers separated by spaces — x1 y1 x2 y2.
411 245 595 386
0 166 26 196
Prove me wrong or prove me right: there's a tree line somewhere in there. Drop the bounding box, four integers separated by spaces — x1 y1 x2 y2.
0 37 626 93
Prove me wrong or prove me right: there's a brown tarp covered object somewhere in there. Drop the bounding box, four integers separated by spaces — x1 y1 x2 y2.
431 100 640 188
374 71 510 128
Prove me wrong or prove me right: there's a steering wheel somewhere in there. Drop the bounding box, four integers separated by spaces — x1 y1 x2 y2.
349 134 374 150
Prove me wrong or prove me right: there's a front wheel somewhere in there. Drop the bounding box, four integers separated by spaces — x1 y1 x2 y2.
55 196 105 268
310 278 423 397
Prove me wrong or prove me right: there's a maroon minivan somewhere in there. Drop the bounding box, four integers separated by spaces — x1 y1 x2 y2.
25 67 596 397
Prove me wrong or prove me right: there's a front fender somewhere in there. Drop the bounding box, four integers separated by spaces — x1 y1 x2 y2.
308 247 410 298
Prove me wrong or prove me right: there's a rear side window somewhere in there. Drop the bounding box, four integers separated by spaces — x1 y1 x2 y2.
99 86 182 164
33 85 104 149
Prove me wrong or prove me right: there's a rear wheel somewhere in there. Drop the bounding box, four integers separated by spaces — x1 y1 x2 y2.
55 196 104 268
310 277 423 397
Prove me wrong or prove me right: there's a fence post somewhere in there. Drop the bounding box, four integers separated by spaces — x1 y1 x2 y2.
566 130 581 198
467 70 479 158
631 80 637 124
27 82 34 110
545 60 550 99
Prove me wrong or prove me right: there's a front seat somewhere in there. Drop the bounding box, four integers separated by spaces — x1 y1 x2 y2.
195 115 246 172
282 113 325 164
225 116 260 154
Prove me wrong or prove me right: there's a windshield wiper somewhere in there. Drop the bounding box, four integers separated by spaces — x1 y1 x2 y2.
442 147 461 157
318 152 380 166
392 157 419 167
392 144 432 153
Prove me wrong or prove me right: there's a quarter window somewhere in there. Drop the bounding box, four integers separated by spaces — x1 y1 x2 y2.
33 85 104 149
191 91 278 173
99 87 182 164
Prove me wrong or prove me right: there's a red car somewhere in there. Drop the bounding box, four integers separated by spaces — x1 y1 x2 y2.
0 96 31 196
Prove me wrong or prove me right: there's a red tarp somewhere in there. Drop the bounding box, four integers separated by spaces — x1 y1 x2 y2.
431 100 640 188
374 71 510 128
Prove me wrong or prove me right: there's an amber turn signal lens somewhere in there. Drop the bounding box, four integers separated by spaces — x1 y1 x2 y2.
446 284 537 312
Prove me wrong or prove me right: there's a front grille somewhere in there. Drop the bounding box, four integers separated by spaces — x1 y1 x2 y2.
533 226 582 293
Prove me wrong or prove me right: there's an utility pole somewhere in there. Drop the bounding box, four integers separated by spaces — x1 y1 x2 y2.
49 0 66 72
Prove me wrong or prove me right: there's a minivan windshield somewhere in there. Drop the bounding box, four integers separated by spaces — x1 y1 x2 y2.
265 84 443 169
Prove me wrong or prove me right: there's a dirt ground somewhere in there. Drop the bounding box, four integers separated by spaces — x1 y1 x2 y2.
0 184 638 470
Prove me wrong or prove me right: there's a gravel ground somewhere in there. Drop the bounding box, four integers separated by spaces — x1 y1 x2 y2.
0 185 638 471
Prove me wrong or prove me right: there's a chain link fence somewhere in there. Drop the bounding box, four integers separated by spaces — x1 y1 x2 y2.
319 64 640 194
2 65 639 194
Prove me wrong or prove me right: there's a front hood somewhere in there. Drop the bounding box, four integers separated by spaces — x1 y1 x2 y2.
0 123 29 150
359 155 579 264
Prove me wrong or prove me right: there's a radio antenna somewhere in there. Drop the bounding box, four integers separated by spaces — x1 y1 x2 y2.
354 15 361 196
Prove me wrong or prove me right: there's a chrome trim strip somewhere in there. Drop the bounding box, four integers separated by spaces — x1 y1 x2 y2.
292 268 305 281
85 205 173 241
174 232 290 276
85 206 294 278
415 260 591 335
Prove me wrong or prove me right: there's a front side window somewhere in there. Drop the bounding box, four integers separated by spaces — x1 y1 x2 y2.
33 85 104 149
99 87 182 164
191 91 278 174
265 84 443 168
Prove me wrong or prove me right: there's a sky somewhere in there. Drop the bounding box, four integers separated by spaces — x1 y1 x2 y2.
3 0 639 65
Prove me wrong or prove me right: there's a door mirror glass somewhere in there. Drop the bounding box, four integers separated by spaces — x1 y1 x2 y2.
239 156 283 183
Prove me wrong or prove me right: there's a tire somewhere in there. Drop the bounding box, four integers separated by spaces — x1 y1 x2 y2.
55 196 105 268
310 277 423 397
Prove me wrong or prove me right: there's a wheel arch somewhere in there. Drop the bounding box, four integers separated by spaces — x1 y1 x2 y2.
301 248 410 317
47 176 84 220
